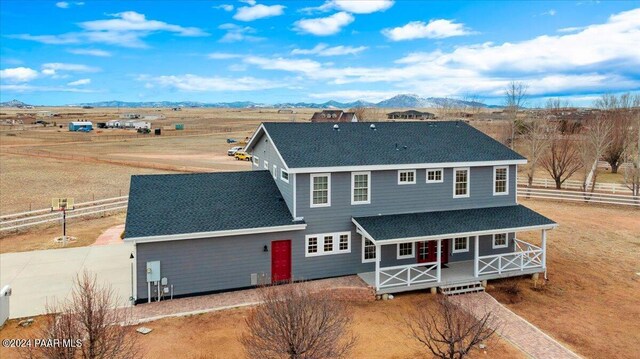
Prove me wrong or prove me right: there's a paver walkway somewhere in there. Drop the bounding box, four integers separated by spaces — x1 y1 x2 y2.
92 224 125 246
450 292 581 359
128 275 372 323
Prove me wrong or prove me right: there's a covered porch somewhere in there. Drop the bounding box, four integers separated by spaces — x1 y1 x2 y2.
352 205 557 294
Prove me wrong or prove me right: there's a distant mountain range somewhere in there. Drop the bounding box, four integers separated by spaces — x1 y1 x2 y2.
1 94 501 109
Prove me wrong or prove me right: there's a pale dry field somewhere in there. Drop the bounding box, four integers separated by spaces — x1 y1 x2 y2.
0 292 524 359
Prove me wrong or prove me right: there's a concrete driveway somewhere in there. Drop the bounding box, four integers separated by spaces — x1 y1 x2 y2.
0 243 133 319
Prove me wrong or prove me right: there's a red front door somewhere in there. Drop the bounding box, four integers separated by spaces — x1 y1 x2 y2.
417 240 449 264
271 240 291 283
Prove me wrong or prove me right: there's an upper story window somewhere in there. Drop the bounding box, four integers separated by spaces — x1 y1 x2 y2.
493 233 508 248
351 171 371 205
310 173 330 207
264 160 269 170
452 237 469 253
272 165 277 179
426 169 443 183
252 156 259 166
453 168 470 198
398 170 416 185
305 232 351 257
362 236 376 263
494 166 509 195
280 169 289 183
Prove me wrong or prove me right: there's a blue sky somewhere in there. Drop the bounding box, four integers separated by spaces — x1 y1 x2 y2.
1 0 639 106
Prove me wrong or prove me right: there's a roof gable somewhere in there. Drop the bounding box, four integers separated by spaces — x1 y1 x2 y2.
261 121 525 170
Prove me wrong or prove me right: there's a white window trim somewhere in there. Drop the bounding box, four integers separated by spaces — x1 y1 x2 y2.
305 232 351 257
453 167 470 198
452 237 470 253
280 168 289 183
492 233 509 249
396 242 415 259
397 170 416 185
310 173 331 208
493 165 509 196
263 160 269 170
426 168 444 183
351 171 371 205
272 164 277 179
362 236 376 263
252 156 259 166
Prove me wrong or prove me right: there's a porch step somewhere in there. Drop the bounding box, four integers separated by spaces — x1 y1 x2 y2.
439 281 485 296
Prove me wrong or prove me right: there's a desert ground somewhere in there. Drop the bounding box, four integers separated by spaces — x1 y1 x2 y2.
1 108 638 358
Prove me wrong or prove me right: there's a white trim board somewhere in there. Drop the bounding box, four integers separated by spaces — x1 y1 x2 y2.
287 159 527 174
125 223 307 243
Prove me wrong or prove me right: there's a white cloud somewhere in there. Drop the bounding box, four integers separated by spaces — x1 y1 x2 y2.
308 90 397 102
213 4 234 12
541 9 557 16
0 67 39 83
68 49 112 57
294 12 354 36
41 63 100 76
56 2 69 8
291 43 367 56
234 4 285 21
218 23 263 42
0 84 94 93
557 26 585 33
11 11 208 48
239 0 257 5
67 78 91 86
137 74 283 91
208 52 242 59
382 19 475 41
301 0 394 14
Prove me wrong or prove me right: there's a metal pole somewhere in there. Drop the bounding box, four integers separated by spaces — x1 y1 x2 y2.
62 209 66 240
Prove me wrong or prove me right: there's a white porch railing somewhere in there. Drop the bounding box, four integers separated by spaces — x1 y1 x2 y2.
378 262 439 289
478 239 543 275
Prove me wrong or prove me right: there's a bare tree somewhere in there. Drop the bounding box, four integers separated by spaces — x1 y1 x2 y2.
404 295 497 359
579 114 613 192
522 118 552 189
349 106 384 122
595 93 634 173
504 81 529 148
240 283 357 359
541 123 583 189
623 94 640 197
349 106 367 121
21 271 139 359
462 93 484 116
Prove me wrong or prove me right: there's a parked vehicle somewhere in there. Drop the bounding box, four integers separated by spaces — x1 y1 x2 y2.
234 151 252 161
226 138 237 143
227 146 243 156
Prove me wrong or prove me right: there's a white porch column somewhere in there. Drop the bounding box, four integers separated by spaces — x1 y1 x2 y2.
474 235 479 277
542 229 547 269
374 243 381 291
436 239 441 282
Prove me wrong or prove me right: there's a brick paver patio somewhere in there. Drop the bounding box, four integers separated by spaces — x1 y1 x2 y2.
127 275 373 323
450 292 582 359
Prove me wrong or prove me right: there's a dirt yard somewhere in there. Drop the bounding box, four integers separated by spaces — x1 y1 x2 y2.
0 213 125 253
490 199 640 359
0 292 524 359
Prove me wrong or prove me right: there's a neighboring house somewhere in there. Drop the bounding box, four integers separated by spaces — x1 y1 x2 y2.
124 121 556 303
120 113 141 119
68 121 93 131
387 110 435 120
311 110 358 122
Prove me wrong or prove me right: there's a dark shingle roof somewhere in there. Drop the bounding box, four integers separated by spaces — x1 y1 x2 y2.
353 205 555 241
124 171 299 238
261 121 525 169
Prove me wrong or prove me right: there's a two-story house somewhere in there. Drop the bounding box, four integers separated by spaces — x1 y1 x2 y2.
124 121 556 303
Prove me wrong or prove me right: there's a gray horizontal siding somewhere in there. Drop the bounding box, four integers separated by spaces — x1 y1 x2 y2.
251 133 293 213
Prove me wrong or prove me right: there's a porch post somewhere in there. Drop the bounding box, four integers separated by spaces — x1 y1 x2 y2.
541 229 547 269
436 239 441 282
474 235 479 277
374 243 381 291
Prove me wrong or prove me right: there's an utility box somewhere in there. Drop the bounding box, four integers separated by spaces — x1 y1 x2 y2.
146 261 160 283
0 285 11 327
